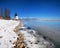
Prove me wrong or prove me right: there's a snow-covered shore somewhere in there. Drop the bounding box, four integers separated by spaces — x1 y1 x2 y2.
0 20 19 48
0 19 55 48
19 26 55 48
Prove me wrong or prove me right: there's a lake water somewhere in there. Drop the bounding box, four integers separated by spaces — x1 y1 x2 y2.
23 20 60 48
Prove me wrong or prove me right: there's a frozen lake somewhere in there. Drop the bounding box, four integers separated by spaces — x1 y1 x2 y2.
23 20 60 48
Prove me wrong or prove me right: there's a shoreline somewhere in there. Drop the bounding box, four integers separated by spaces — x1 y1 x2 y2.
19 24 55 48
30 26 60 48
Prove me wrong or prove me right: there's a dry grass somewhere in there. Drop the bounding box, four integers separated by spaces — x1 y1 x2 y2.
14 34 24 48
13 21 25 48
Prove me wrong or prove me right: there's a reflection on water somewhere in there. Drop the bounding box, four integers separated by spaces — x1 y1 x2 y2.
23 20 60 48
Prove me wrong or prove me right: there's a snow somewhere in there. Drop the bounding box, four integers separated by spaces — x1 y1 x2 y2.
0 19 55 48
19 26 55 48
0 20 19 48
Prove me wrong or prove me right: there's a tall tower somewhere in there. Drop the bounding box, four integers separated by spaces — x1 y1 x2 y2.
0 8 10 19
0 8 4 16
4 8 10 19
0 8 5 19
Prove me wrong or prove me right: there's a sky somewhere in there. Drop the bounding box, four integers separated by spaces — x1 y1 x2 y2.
0 0 60 19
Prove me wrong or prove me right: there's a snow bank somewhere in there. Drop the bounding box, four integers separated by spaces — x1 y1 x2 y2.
19 27 55 48
0 20 19 48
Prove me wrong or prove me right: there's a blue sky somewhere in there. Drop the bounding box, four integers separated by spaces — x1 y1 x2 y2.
0 0 60 19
